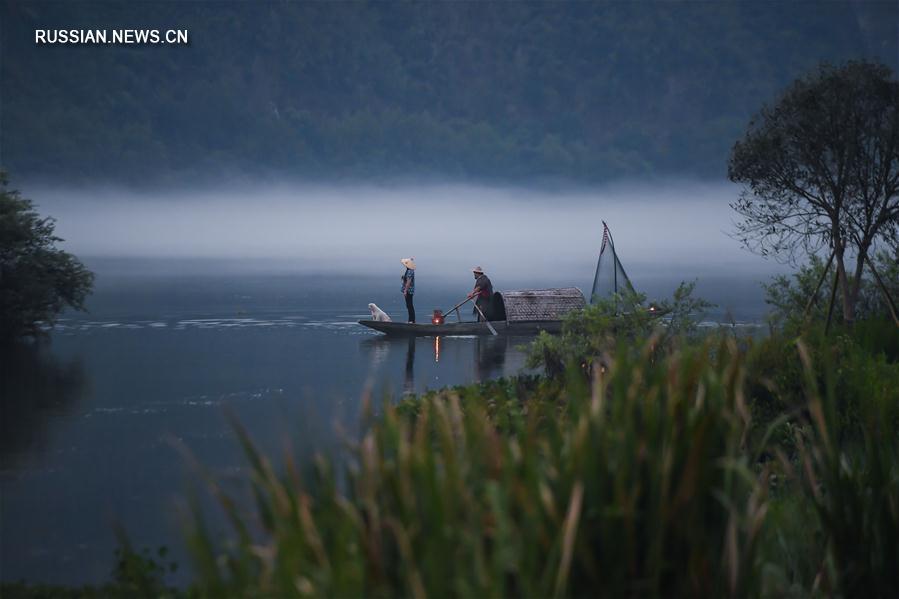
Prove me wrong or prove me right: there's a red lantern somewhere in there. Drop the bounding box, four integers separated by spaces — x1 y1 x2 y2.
431 309 445 325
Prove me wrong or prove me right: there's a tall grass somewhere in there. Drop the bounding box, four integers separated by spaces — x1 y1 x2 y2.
184 319 898 597
791 341 899 597
188 337 768 597
752 329 899 597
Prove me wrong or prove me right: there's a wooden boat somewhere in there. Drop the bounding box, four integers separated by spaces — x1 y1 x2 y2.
358 319 565 337
359 288 585 337
360 223 661 337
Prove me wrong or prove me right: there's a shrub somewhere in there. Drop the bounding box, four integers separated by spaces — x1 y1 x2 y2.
0 539 183 598
763 250 899 334
527 281 712 379
746 322 899 456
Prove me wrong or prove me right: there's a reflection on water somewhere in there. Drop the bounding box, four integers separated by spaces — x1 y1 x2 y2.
405 337 416 394
360 334 529 394
475 335 509 383
0 345 88 470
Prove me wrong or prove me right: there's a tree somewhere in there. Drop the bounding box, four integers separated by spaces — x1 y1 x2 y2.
729 61 899 325
0 172 94 342
762 250 899 332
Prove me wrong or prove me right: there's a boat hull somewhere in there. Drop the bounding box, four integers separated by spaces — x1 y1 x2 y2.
358 319 563 337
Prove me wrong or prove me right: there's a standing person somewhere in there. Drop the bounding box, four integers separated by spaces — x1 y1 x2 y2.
401 257 416 323
468 266 493 321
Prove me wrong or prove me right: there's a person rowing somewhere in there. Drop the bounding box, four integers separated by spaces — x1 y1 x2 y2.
467 266 493 321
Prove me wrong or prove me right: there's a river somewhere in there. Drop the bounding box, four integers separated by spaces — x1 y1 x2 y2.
0 270 768 585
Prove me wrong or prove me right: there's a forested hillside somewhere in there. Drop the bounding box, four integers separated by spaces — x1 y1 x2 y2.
2 1 896 185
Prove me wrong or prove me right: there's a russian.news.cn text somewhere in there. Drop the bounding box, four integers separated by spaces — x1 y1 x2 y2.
35 29 189 45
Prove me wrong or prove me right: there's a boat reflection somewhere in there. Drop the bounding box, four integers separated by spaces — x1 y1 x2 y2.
404 337 415 395
474 334 508 383
359 334 532 395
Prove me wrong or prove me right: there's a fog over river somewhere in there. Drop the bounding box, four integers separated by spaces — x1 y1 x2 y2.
29 180 789 284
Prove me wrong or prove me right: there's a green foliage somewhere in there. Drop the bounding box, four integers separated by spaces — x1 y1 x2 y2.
527 281 712 378
111 536 181 598
750 256 899 459
792 341 899 597
763 250 899 333
0 540 184 598
188 337 767 597
756 492 825 597
763 256 834 332
851 315 899 361
0 172 94 342
743 319 899 595
746 320 899 456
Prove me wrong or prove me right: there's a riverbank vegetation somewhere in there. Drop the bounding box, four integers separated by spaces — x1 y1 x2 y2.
171 267 897 597
0 172 94 343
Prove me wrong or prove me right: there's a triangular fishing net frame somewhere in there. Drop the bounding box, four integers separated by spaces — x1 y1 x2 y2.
591 221 635 304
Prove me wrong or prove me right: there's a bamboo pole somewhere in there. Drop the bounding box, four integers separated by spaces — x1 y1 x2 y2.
864 254 899 327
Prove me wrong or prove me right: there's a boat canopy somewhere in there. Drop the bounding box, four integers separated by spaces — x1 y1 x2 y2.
500 288 586 322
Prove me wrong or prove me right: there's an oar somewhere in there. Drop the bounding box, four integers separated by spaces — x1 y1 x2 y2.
473 301 498 336
444 295 474 322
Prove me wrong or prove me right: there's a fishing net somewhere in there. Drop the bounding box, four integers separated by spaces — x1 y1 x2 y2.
590 222 635 303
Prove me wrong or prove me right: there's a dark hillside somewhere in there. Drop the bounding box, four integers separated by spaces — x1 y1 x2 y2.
2 1 896 185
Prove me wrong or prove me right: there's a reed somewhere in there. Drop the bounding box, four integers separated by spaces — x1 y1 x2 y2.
790 340 899 597
188 336 768 597
750 326 899 597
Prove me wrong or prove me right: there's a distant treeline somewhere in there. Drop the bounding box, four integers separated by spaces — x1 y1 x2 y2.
2 1 896 184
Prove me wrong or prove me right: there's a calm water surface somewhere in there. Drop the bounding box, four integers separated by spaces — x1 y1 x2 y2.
1 272 767 585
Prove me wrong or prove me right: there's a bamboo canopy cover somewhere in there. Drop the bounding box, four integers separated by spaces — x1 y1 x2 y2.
501 288 586 322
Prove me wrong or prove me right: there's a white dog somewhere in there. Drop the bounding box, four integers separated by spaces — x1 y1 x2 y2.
368 303 392 322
